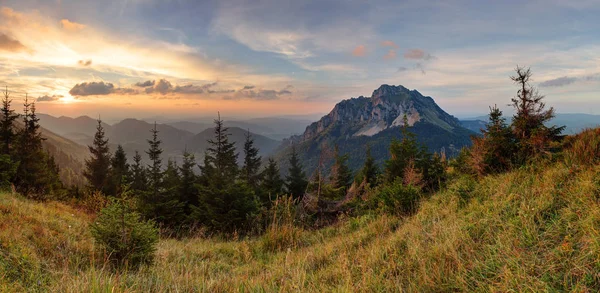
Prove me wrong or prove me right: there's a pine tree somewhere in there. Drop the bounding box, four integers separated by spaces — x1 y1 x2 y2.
130 151 147 193
285 145 308 200
162 159 180 197
83 119 111 195
108 144 129 196
329 145 353 192
192 114 257 234
140 123 184 227
510 66 564 162
356 145 379 187
241 129 262 187
384 115 421 183
14 98 54 199
470 105 516 175
179 151 198 215
260 158 284 205
1 86 19 155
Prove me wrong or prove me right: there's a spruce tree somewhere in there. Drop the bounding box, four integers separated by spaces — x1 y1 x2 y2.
192 114 257 234
285 145 308 200
162 159 180 198
1 86 19 155
260 158 284 205
356 145 379 187
179 151 198 215
384 115 421 183
146 122 162 198
130 151 147 193
108 144 129 196
470 105 516 175
510 66 564 162
329 145 353 192
83 119 111 195
241 129 261 187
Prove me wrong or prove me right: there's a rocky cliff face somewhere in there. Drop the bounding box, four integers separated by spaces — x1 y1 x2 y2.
299 84 462 142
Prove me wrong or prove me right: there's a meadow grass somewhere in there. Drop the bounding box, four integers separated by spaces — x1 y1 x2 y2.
3 160 600 291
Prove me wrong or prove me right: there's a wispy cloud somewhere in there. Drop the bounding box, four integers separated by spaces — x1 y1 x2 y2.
381 40 398 49
403 49 435 60
60 19 86 31
352 45 366 57
0 33 27 52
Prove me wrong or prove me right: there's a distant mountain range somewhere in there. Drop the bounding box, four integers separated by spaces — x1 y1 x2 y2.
272 84 475 176
460 113 600 134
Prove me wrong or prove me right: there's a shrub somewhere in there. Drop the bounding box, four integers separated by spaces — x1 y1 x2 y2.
366 178 422 216
90 196 159 269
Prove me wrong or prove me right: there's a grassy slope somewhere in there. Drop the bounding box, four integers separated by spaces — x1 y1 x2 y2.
3 163 600 291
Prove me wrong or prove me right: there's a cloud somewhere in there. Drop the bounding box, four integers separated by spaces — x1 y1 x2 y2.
403 49 435 60
242 85 255 90
60 19 86 31
352 45 366 57
135 80 156 87
383 49 397 60
225 85 294 100
397 66 408 72
381 40 398 49
69 81 136 96
147 79 173 95
37 95 63 102
78 59 92 66
0 33 27 52
539 76 577 87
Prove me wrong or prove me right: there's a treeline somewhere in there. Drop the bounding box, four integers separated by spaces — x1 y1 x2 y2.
0 88 64 199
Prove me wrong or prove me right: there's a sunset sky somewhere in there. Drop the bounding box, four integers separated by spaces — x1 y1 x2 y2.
1 0 600 120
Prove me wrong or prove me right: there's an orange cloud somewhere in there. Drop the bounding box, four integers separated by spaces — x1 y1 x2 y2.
60 19 86 31
352 45 366 57
383 49 397 60
0 33 27 52
381 40 398 49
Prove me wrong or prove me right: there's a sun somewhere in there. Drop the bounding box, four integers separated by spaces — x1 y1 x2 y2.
59 95 76 103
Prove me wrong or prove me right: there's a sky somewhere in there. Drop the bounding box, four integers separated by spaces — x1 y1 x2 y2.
1 0 600 121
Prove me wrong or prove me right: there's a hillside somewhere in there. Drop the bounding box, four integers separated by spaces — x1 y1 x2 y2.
4 148 600 291
274 84 474 175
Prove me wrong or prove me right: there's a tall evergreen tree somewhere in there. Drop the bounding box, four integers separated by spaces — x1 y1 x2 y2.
130 150 147 193
108 144 129 196
14 98 55 199
241 129 262 186
179 151 198 215
192 114 257 233
356 145 379 187
260 158 284 205
384 115 421 183
470 105 516 176
140 123 183 227
285 145 308 200
83 119 111 195
1 86 19 155
510 66 564 162
329 145 353 192
162 159 181 197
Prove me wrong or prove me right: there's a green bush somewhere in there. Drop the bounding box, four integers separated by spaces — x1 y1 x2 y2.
366 179 422 215
90 196 159 269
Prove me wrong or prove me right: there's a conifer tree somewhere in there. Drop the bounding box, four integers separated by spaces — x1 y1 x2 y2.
179 151 198 214
260 158 284 204
162 159 180 197
140 123 183 227
329 145 353 192
1 87 19 155
384 115 421 183
285 145 308 199
130 150 147 193
192 114 257 233
83 119 111 195
108 144 129 196
14 98 54 198
356 145 379 187
470 105 516 175
510 66 564 162
241 129 262 187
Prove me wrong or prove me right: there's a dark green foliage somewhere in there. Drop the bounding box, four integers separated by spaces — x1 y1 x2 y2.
355 145 379 187
510 66 564 162
241 129 262 187
162 159 180 197
285 145 308 200
384 115 422 183
178 151 198 215
365 178 422 215
470 105 516 176
108 145 129 196
1 87 19 155
192 114 258 234
14 99 57 199
90 195 159 269
329 145 353 192
0 154 16 191
83 120 111 195
139 123 184 227
260 158 284 205
130 151 147 193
